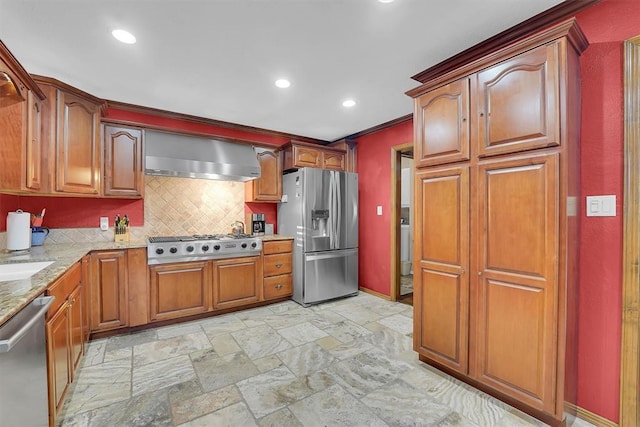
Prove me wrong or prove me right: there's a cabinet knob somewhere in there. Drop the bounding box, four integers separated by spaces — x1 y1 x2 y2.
478 271 482 276
275 263 283 268
462 117 467 122
480 112 484 117
275 284 283 289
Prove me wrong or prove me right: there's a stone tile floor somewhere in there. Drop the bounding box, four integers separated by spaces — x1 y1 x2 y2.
58 293 595 426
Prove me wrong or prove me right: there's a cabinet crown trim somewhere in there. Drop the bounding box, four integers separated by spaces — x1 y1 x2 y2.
406 19 588 98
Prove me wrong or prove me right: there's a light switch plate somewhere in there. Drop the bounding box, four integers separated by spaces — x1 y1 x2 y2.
586 195 616 217
376 206 383 216
100 216 109 231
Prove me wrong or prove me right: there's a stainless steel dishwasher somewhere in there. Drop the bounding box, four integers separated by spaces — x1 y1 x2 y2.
0 295 54 427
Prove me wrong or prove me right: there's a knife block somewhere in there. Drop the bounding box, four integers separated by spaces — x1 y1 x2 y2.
114 226 130 243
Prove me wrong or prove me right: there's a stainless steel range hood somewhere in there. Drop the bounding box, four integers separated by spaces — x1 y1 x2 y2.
145 130 260 182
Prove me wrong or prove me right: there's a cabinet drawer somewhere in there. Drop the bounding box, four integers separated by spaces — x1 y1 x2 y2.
46 262 81 315
263 274 293 300
263 240 293 255
264 253 292 277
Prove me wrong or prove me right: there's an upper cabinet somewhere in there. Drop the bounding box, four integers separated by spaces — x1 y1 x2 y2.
245 147 282 202
282 140 347 172
103 124 144 198
35 77 104 196
0 41 46 193
414 78 470 168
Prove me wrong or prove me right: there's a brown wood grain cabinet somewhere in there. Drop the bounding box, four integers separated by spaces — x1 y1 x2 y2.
103 124 144 197
262 240 293 300
149 261 211 321
34 76 104 196
245 148 282 202
81 255 91 347
282 140 347 172
90 250 128 332
407 20 586 424
127 247 150 327
212 256 262 309
45 261 82 427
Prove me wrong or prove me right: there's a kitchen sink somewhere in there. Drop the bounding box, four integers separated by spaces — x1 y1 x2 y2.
0 261 54 282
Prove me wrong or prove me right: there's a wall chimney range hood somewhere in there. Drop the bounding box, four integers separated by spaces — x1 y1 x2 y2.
145 130 261 182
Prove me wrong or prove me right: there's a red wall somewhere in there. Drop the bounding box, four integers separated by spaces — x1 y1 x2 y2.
0 195 143 231
573 0 640 422
355 120 413 294
104 108 291 146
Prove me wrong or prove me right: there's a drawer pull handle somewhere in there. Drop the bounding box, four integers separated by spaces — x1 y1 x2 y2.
275 284 283 289
275 263 283 268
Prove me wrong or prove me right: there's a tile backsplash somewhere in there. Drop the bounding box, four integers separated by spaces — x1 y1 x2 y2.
0 175 246 246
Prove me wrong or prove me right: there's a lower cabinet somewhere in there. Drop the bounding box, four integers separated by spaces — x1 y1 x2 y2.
262 240 293 300
90 250 128 331
149 261 211 321
45 261 82 426
212 256 262 309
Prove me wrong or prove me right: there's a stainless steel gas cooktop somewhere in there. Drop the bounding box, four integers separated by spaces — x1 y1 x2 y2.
147 234 262 265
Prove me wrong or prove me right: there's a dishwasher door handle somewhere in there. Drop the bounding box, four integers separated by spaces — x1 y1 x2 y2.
0 296 54 353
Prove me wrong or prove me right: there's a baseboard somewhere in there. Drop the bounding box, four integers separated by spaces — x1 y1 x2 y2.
565 402 618 427
359 287 391 300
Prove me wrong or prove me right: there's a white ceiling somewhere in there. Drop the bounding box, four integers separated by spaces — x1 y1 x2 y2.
0 0 564 141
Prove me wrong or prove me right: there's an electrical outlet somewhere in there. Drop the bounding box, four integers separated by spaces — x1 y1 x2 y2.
100 217 109 231
376 206 383 216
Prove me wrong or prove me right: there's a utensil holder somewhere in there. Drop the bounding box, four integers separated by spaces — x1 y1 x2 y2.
114 226 130 243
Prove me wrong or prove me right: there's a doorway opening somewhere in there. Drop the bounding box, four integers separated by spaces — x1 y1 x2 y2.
390 142 414 305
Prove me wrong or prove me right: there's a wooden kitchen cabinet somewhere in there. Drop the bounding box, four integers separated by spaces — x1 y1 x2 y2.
127 247 150 327
34 76 104 196
282 140 347 172
0 42 46 193
103 124 144 197
245 147 282 202
212 256 262 309
149 261 211 321
262 239 293 300
81 255 91 347
90 250 128 331
414 78 470 168
407 20 586 424
45 261 82 426
414 165 469 374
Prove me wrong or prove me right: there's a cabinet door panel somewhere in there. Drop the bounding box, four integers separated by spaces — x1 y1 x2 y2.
149 262 211 321
245 149 282 202
475 44 559 157
213 257 261 309
56 91 100 194
415 78 470 167
26 91 42 190
414 166 469 373
473 153 558 412
323 152 345 171
46 304 70 417
293 145 321 168
103 125 144 197
90 251 128 331
69 286 83 377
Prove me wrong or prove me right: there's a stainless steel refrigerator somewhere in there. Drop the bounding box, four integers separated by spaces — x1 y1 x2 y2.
278 168 358 306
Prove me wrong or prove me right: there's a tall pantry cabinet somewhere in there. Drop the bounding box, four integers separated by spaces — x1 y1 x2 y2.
407 20 586 425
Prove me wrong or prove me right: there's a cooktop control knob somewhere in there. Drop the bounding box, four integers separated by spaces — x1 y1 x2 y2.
241 243 247 249
156 248 164 255
214 244 221 251
186 245 194 252
202 245 210 252
251 242 257 248
170 247 178 254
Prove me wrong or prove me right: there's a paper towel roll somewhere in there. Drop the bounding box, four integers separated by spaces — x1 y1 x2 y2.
7 210 31 251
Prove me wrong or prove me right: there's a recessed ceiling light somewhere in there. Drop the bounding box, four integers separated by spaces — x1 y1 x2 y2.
112 29 136 44
378 0 395 3
275 79 291 88
342 99 356 108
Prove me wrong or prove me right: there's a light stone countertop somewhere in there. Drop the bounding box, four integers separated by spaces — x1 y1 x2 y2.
0 235 293 327
0 240 146 327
